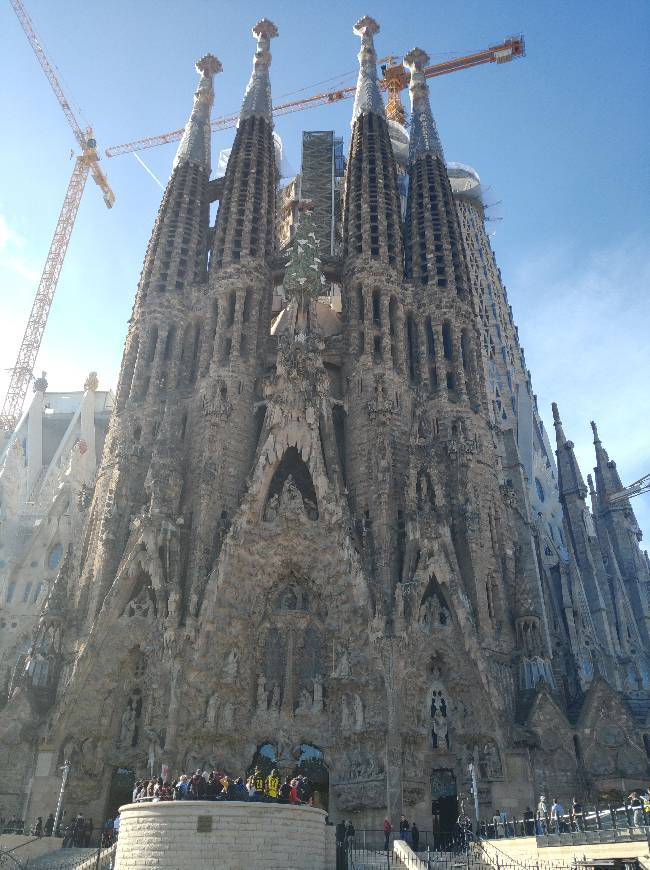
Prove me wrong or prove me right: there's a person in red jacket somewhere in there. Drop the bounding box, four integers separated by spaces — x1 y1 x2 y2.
383 817 392 851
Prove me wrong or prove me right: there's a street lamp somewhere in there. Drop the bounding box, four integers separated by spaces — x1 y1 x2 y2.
53 760 71 837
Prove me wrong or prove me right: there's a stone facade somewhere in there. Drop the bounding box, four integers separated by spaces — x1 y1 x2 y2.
0 378 112 707
114 801 332 870
0 16 649 836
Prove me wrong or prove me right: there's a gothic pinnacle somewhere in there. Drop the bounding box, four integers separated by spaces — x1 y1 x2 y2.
404 47 444 161
351 15 385 123
173 52 222 172
591 420 601 443
240 19 278 123
551 401 567 445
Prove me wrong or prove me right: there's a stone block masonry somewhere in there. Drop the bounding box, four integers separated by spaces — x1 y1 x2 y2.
114 801 332 870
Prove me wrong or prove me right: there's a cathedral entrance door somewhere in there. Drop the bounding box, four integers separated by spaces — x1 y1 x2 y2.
105 767 135 820
292 744 329 812
431 769 457 839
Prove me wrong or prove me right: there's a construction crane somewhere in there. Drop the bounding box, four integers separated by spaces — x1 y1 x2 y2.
608 473 650 504
105 36 525 158
0 0 115 435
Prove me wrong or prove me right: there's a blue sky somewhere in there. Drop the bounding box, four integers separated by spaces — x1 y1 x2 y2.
0 0 648 538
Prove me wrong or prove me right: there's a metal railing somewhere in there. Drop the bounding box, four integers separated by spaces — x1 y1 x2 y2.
478 802 650 841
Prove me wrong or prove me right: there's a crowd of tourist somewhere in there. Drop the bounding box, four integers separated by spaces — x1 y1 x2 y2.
96 767 317 846
129 766 315 805
486 789 650 839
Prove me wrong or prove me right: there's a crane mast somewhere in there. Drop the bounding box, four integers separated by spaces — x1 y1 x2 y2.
0 157 90 432
1 0 114 437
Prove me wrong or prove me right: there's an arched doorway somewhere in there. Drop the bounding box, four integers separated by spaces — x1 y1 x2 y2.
105 767 135 820
431 768 457 836
247 743 278 778
293 744 329 811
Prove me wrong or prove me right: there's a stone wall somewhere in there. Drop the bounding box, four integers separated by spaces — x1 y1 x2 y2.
479 835 650 865
0 834 63 862
114 801 333 870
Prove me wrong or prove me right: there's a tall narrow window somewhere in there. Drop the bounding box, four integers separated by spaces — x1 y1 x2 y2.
226 292 236 327
372 290 381 325
442 321 453 361
389 296 399 368
406 314 420 385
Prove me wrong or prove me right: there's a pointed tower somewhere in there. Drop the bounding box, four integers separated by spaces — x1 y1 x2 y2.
80 55 222 619
211 19 278 270
591 420 650 643
117 53 222 410
342 17 403 269
551 403 618 669
403 48 485 411
340 17 412 608
180 21 280 618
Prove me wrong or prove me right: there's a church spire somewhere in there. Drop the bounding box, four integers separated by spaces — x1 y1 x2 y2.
240 19 278 124
173 54 222 172
591 420 623 501
552 402 587 499
403 48 444 162
211 19 278 269
351 16 385 122
342 16 402 267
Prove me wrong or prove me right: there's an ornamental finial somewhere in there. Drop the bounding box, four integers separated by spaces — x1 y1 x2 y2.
403 47 429 70
351 15 385 123
353 15 380 37
240 19 278 123
404 45 444 162
252 18 278 41
196 53 222 78
590 420 600 443
173 52 221 172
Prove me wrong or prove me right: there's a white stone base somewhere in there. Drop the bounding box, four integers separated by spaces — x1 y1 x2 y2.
114 800 333 870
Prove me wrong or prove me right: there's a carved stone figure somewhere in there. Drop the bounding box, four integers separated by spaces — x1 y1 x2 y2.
256 674 267 713
312 675 324 713
223 650 239 681
206 693 219 727
119 703 137 748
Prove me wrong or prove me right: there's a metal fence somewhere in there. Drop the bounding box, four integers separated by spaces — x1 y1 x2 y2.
479 803 650 840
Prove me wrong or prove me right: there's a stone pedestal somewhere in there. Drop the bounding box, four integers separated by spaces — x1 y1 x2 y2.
114 800 333 870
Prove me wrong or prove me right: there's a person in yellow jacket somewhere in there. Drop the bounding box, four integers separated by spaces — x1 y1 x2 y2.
264 768 281 802
252 767 266 801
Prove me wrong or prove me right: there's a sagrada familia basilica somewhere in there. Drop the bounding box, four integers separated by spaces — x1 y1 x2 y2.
1 16 649 830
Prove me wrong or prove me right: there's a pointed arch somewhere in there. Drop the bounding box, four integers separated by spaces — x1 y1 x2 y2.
265 447 318 518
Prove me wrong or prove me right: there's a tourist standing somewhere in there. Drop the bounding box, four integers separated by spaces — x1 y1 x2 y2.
44 813 55 837
252 767 266 801
411 822 420 852
264 769 280 802
629 792 644 827
113 811 121 842
345 819 355 849
383 817 392 851
536 795 548 834
399 815 410 844
278 777 291 804
571 798 584 831
551 798 564 833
